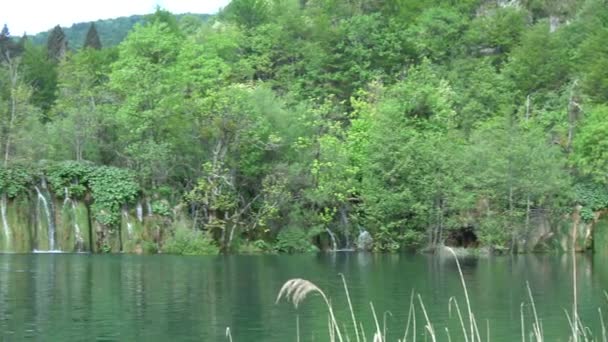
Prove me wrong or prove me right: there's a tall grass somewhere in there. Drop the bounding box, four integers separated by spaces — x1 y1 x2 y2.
227 247 607 341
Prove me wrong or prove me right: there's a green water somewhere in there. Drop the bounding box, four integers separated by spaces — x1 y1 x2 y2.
0 253 606 341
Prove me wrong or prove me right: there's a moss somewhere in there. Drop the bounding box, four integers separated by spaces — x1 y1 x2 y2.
592 215 608 253
57 200 91 252
4 196 33 252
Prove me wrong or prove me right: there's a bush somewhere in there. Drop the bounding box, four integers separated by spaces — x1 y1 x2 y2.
141 241 159 254
163 226 219 255
151 200 172 217
275 228 318 253
235 239 276 254
477 216 511 248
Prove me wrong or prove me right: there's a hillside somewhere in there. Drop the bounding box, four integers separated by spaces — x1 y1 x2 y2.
28 13 211 49
1 2 608 255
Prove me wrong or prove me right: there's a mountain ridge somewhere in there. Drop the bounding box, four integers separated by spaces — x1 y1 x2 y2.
27 13 211 49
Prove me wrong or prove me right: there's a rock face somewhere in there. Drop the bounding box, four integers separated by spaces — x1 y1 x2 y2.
517 207 607 253
356 230 373 251
0 190 176 254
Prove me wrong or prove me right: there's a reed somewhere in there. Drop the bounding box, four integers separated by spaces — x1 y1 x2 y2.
222 249 604 342
225 327 233 342
276 278 344 342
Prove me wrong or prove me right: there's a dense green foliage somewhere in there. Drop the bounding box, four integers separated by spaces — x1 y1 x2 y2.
1 1 608 252
163 226 219 255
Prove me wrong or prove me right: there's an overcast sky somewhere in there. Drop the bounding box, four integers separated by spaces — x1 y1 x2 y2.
2 0 232 35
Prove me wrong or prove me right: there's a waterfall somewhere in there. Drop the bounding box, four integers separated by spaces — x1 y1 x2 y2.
63 187 70 206
62 187 83 252
326 228 338 252
35 186 57 251
72 202 84 251
1 194 10 249
123 210 133 238
146 199 153 217
357 230 373 251
136 202 143 223
340 207 351 249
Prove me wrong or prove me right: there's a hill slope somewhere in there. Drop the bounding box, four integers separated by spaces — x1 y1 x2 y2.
29 13 211 49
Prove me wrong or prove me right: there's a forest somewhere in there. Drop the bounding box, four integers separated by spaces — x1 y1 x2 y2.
0 0 607 254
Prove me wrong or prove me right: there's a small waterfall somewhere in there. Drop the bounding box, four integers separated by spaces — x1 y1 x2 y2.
357 230 373 251
1 194 10 249
123 210 133 238
63 187 70 206
136 202 143 223
72 202 84 251
326 228 338 252
340 207 351 249
35 186 57 251
146 199 153 217
63 188 83 252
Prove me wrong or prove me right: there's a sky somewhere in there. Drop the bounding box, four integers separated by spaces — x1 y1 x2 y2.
2 0 232 35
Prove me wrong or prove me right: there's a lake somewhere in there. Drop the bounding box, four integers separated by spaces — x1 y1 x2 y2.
0 252 606 341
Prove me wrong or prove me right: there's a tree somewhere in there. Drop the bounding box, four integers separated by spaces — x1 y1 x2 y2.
463 117 571 248
20 41 57 115
108 19 183 189
50 48 113 162
83 23 102 49
358 62 459 250
0 51 40 165
47 25 68 61
222 0 270 28
573 105 608 185
577 28 608 102
186 85 294 251
406 6 468 62
463 6 527 60
504 22 570 97
0 24 11 61
0 25 23 63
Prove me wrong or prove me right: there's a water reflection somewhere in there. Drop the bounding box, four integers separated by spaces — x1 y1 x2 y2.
0 253 606 341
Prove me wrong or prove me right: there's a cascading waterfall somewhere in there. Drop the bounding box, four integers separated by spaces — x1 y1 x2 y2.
146 199 153 217
63 187 70 206
72 202 84 251
1 195 10 249
340 207 351 249
136 202 143 223
326 228 338 252
35 186 57 251
62 188 83 251
123 210 133 238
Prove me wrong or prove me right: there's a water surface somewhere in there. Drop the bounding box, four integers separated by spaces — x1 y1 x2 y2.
0 253 606 341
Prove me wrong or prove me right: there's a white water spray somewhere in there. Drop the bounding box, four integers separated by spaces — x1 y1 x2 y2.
123 210 133 238
63 187 70 206
1 195 10 248
146 200 152 217
72 202 84 251
326 228 338 252
35 186 56 251
136 202 143 223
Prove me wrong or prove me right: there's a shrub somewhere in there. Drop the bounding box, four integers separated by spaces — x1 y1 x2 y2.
163 226 219 255
141 241 158 254
275 227 318 253
151 200 172 217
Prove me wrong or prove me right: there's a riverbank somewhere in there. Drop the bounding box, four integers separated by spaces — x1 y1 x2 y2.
0 165 607 255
